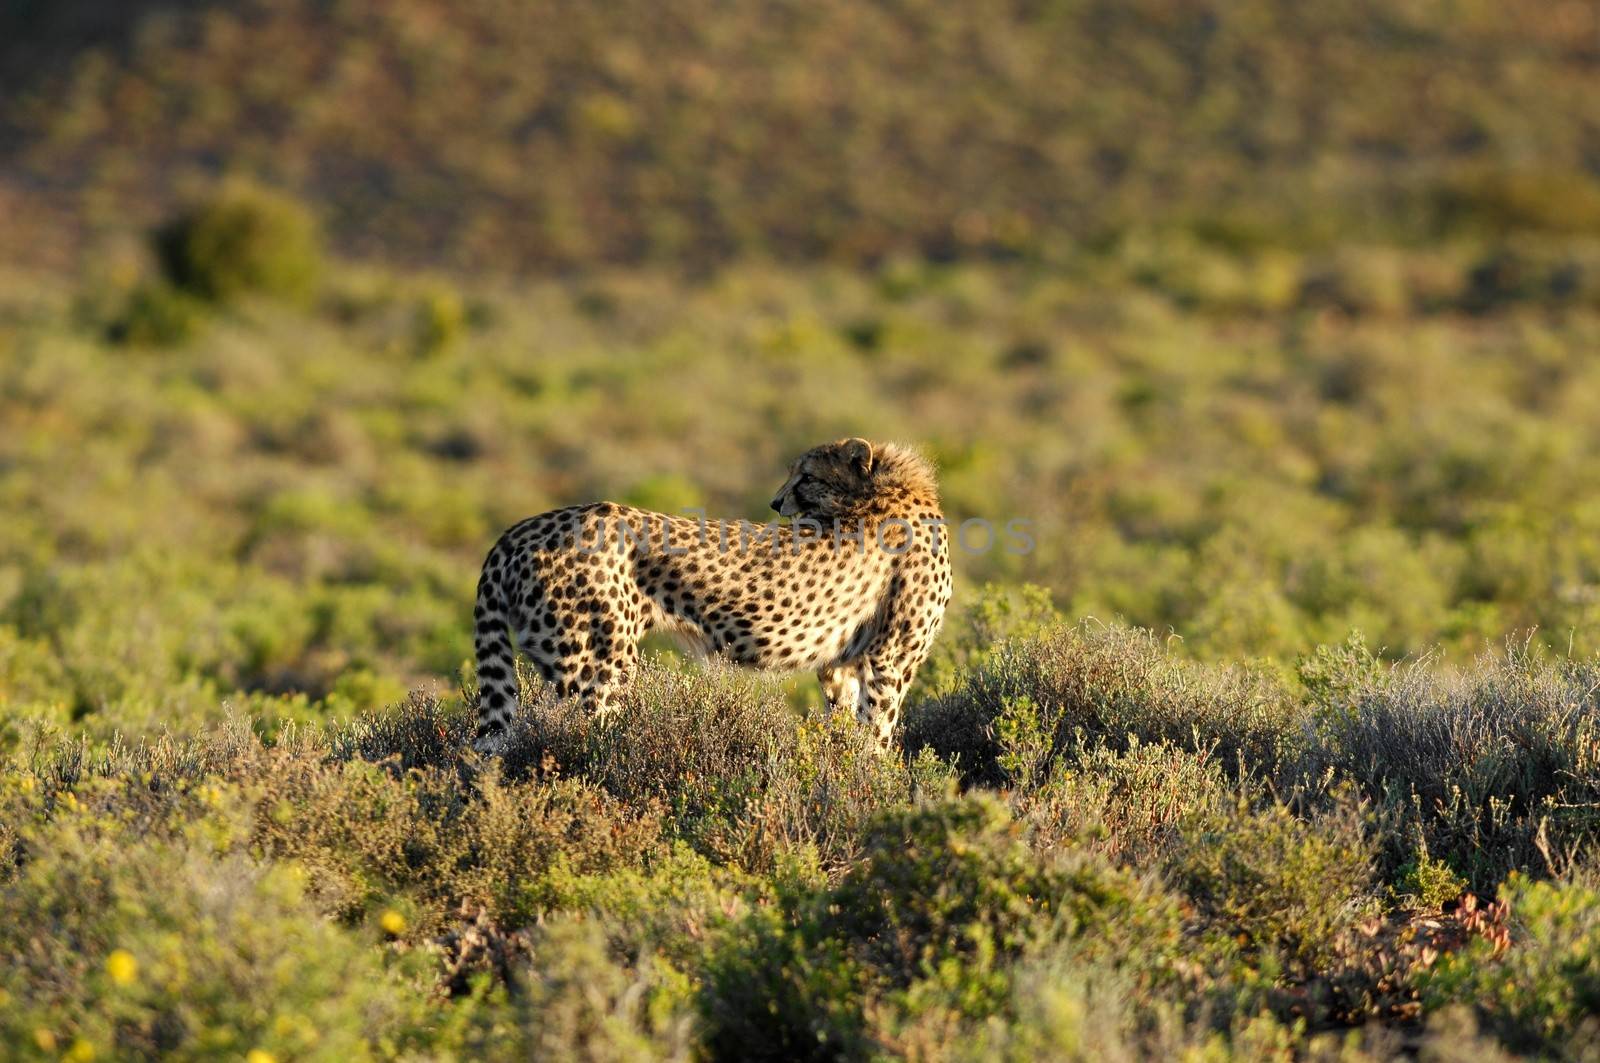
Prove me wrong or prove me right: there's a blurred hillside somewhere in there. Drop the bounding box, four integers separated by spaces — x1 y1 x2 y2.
4 0 1599 271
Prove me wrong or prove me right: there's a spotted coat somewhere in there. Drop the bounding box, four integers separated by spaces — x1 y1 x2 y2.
472 439 952 753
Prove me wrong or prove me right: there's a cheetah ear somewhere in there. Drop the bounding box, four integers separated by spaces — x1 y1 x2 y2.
843 437 874 478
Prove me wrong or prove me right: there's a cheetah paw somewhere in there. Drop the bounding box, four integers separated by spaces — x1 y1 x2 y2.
471 730 508 757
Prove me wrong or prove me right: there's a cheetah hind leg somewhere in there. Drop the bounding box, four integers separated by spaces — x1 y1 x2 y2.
857 658 912 755
579 629 639 724
821 662 899 754
472 610 522 756
819 662 867 721
539 616 638 724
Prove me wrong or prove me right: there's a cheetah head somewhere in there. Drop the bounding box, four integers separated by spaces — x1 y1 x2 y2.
770 437 878 520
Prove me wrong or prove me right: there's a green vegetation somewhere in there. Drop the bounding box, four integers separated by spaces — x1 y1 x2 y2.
5 639 1599 1059
2 192 1599 1059
5 235 1600 748
2 185 1598 1061
154 182 323 305
2 0 1599 1057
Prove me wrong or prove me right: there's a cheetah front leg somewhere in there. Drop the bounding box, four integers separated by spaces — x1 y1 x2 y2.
857 656 914 754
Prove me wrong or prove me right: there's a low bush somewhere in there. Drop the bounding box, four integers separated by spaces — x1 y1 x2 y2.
18 708 664 938
252 749 665 932
6 641 1600 1060
476 918 698 1062
505 661 918 873
1168 798 1377 973
155 182 323 303
701 795 1185 1060
1303 646 1600 890
1393 851 1470 912
917 583 1063 698
907 623 1301 788
1434 167 1600 238
1020 736 1238 866
106 281 205 346
411 287 467 358
1420 875 1600 1058
0 799 436 1060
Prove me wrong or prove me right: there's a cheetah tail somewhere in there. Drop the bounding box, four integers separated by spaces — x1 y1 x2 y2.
471 564 521 753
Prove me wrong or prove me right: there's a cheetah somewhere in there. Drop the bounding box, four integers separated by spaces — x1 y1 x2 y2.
470 438 952 754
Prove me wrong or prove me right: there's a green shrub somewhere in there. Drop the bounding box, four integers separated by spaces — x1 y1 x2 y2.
1420 876 1600 1058
19 708 664 938
1168 798 1377 972
752 710 935 875
1297 246 1411 315
830 797 1181 986
702 795 1185 1060
508 662 797 856
476 918 697 1061
1434 168 1600 237
908 624 1300 789
531 846 767 976
898 949 1283 1063
0 627 67 737
1021 737 1237 865
889 958 1156 1063
506 661 911 872
106 281 206 346
1119 232 1294 314
411 287 467 357
0 803 433 1060
1296 631 1386 719
156 182 323 303
1393 850 1469 911
918 583 1062 697
993 694 1050 791
1304 649 1600 890
251 748 664 932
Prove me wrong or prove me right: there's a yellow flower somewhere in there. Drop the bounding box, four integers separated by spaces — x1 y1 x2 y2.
106 949 139 986
32 1029 56 1052
246 1050 279 1063
379 909 407 936
68 1038 96 1062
